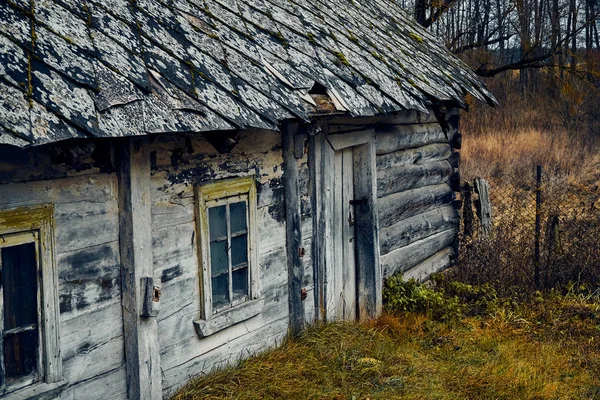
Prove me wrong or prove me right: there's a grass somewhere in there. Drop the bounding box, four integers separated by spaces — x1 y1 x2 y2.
172 282 600 400
460 74 600 187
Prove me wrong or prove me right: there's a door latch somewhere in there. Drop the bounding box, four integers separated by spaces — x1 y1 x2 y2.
349 198 370 212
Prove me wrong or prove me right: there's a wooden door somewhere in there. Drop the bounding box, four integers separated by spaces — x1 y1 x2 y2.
333 148 357 320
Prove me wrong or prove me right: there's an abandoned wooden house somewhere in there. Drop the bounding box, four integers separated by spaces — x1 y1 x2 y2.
0 0 495 398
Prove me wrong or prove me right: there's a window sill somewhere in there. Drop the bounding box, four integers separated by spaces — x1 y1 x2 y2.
194 299 264 338
4 378 69 400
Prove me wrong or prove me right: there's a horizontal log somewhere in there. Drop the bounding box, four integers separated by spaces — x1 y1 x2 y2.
162 316 288 395
60 366 127 400
378 183 454 228
55 201 119 254
403 247 454 282
0 174 117 207
448 151 460 169
376 143 452 170
379 206 458 255
377 160 452 197
375 123 448 155
381 228 457 278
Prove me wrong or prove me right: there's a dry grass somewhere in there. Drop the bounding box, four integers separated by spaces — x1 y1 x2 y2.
455 74 600 293
172 293 600 400
460 74 600 187
460 128 600 185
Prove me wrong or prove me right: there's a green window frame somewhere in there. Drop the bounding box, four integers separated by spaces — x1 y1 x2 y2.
195 177 259 319
0 205 62 397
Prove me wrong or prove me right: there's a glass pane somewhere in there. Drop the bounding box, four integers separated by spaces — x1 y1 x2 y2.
212 274 229 309
208 205 227 240
232 267 248 300
4 329 38 379
231 234 248 267
229 201 247 234
210 240 228 278
2 243 38 330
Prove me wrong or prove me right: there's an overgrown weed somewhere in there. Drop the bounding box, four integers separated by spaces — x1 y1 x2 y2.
173 279 600 400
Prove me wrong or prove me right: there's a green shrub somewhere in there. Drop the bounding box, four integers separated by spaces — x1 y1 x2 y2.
433 274 501 316
383 275 462 322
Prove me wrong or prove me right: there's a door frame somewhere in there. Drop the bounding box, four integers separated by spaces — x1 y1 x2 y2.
309 123 382 321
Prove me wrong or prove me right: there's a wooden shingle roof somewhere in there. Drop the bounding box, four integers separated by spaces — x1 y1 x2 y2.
0 0 496 147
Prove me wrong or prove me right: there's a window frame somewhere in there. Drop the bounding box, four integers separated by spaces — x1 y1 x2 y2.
195 176 259 321
0 205 62 396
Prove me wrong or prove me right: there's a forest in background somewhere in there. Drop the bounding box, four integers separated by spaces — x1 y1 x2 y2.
400 0 600 174
395 0 600 183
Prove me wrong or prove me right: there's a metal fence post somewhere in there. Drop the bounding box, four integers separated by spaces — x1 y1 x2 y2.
534 165 542 288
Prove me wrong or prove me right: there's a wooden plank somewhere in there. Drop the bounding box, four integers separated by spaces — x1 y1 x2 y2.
377 160 453 198
331 150 344 319
375 123 448 155
328 109 438 126
158 291 288 372
378 183 454 228
60 301 123 359
353 141 382 320
62 332 124 384
54 200 119 254
403 247 454 282
326 129 373 151
57 241 121 318
59 366 127 400
117 137 162 400
376 143 452 170
379 205 459 255
381 228 458 278
161 317 289 395
341 148 356 320
0 174 117 207
308 132 323 320
194 299 264 338
282 121 304 335
327 124 369 134
474 177 492 236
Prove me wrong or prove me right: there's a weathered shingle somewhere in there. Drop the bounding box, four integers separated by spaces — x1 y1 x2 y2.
0 0 496 147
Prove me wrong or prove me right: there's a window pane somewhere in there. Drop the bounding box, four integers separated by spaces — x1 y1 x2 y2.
210 240 228 278
208 205 227 240
232 267 248 300
4 329 38 379
231 234 248 267
211 274 229 309
229 201 247 234
2 243 38 330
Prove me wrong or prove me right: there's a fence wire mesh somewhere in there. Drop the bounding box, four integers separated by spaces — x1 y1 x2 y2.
457 167 600 294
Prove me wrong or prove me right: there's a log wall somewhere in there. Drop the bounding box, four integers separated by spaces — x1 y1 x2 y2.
0 142 128 398
148 129 306 395
375 111 459 279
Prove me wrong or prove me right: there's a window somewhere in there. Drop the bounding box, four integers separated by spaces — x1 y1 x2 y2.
194 177 262 337
207 200 250 309
0 206 63 396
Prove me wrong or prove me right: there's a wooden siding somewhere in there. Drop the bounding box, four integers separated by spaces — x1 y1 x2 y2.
0 142 126 397
149 129 302 395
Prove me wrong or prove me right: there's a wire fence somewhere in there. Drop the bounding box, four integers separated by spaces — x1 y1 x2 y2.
456 166 600 294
